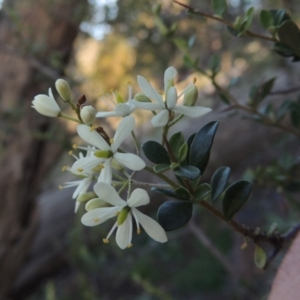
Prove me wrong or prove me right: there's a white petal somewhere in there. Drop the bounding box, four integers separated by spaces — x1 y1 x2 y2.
75 201 80 213
96 111 119 118
72 177 91 199
114 152 146 170
131 100 163 111
81 206 119 226
164 66 177 94
98 160 113 185
71 156 102 174
93 182 126 206
111 116 135 152
151 110 169 127
133 209 168 243
116 213 133 249
77 125 110 150
166 86 178 109
172 105 212 117
114 103 131 116
127 189 150 208
137 76 164 106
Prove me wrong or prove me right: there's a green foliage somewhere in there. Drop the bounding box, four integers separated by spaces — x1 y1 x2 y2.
195 183 211 201
254 245 267 269
211 167 230 203
248 78 276 107
222 180 252 220
142 141 170 164
174 165 200 180
211 0 227 17
157 200 193 231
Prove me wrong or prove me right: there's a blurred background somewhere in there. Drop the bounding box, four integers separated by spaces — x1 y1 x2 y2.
1 0 300 299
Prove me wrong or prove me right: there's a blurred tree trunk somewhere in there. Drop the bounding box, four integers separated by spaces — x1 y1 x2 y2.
0 1 87 299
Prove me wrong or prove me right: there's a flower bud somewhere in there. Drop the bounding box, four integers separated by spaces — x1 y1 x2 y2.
183 85 198 107
134 93 151 102
77 191 97 203
55 79 72 102
32 88 61 117
85 198 108 211
80 105 96 125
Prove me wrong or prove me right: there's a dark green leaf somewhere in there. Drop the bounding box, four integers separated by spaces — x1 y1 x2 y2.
260 10 274 30
189 121 219 173
174 187 190 199
272 42 294 58
277 21 300 55
153 163 170 173
173 38 188 51
195 183 211 201
227 26 240 37
254 245 267 269
259 78 276 100
272 9 291 26
212 0 227 17
211 167 231 203
240 7 254 32
142 141 170 164
178 143 188 163
157 200 193 231
276 100 293 121
174 166 200 181
209 54 221 76
169 132 185 160
222 180 252 220
151 187 181 199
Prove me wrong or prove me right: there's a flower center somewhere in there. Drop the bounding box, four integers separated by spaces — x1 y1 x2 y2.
117 206 131 226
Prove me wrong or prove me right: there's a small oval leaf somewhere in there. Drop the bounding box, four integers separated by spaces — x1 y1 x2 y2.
189 121 219 173
169 132 185 160
195 183 211 201
254 245 267 269
174 166 201 181
153 163 170 173
157 200 193 231
142 141 170 164
211 166 231 203
212 0 227 17
222 180 252 220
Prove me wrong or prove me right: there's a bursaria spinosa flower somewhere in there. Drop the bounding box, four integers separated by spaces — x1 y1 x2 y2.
81 183 168 249
132 66 212 127
80 105 96 125
32 88 61 117
60 147 96 212
55 79 72 102
71 116 145 184
96 84 136 118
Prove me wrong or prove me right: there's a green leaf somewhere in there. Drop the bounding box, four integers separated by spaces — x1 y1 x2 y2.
195 183 211 201
222 180 252 220
169 132 185 160
157 200 193 231
212 0 227 17
174 187 190 199
277 21 300 55
240 7 254 32
142 141 170 164
151 187 180 199
209 54 221 76
272 9 291 27
260 10 274 30
211 166 231 203
178 143 188 163
227 26 240 37
290 104 300 128
173 38 188 51
153 163 170 173
174 166 201 181
272 42 295 58
189 121 219 173
276 101 292 121
254 245 267 269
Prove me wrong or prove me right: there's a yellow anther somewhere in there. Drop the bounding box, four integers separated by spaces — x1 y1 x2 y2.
99 163 104 170
94 218 100 223
58 185 63 190
240 242 248 250
127 81 132 86
73 144 77 149
137 229 141 235
127 243 133 248
103 238 109 244
109 138 114 144
61 166 69 171
193 77 197 84
77 168 83 172
68 150 73 155
90 125 96 132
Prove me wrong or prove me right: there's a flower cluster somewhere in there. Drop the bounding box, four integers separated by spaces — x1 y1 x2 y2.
31 67 211 249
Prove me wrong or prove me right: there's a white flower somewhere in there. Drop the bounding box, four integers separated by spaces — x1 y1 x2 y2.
55 79 72 102
71 116 145 184
32 88 61 117
81 183 168 249
96 85 136 118
60 147 96 212
80 105 96 125
132 66 212 127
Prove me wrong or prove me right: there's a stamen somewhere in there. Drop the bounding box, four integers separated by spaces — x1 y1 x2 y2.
110 138 114 144
73 144 78 149
103 238 109 244
61 166 69 171
131 209 140 234
77 168 83 172
68 150 73 155
105 222 118 241
137 228 141 235
58 185 63 190
90 125 96 132
127 243 133 248
94 217 100 223
193 77 197 84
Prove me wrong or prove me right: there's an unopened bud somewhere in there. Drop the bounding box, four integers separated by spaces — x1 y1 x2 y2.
183 85 198 107
134 93 151 102
85 198 108 211
55 79 72 102
77 192 97 203
80 105 96 125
